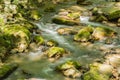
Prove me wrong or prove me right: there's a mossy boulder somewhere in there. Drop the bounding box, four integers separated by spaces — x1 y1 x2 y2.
57 60 81 78
46 40 58 47
46 47 66 58
83 63 110 80
57 27 76 35
92 27 116 40
74 26 116 42
45 47 69 61
74 26 94 42
33 35 44 45
29 10 41 21
91 6 120 21
0 63 17 79
3 24 31 53
52 11 80 25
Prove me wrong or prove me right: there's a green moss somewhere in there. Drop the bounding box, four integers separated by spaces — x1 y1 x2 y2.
30 10 41 20
52 16 80 26
34 35 44 45
57 60 81 78
94 27 115 37
67 12 80 19
47 47 65 58
83 63 109 80
108 10 120 20
2 24 31 53
46 40 58 47
74 26 94 42
0 63 17 78
57 60 81 70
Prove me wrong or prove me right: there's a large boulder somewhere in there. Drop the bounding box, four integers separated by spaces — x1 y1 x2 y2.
57 60 82 78
74 26 94 42
52 6 87 25
83 63 111 80
3 24 31 53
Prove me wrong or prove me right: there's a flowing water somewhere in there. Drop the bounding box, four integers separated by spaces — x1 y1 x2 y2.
5 1 120 80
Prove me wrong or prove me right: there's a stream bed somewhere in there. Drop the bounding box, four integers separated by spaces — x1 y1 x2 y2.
5 1 120 80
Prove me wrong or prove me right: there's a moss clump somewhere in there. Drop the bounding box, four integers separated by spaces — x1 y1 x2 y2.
74 26 94 42
0 63 17 78
92 27 116 40
83 63 109 80
47 47 66 58
57 60 81 70
52 16 80 26
108 10 120 20
3 24 31 53
29 10 41 20
57 60 81 78
46 40 58 47
33 35 44 45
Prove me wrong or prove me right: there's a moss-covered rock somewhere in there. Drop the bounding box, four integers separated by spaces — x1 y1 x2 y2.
3 24 31 53
83 63 110 80
91 6 120 25
0 63 17 79
74 26 116 42
29 10 41 20
46 40 58 47
46 47 66 59
52 7 81 25
33 35 44 45
92 27 116 40
107 10 120 20
74 26 94 42
57 60 81 78
57 27 76 35
52 16 80 25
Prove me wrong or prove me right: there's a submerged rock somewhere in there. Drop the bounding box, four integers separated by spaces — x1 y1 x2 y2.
57 60 82 78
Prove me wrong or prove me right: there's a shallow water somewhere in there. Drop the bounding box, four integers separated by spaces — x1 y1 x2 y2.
5 1 120 80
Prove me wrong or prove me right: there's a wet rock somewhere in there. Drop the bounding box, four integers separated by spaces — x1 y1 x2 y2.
57 60 82 78
92 27 116 40
45 47 68 60
57 27 76 35
52 6 87 25
29 10 41 21
3 24 31 53
46 40 58 47
91 4 120 26
52 14 80 26
98 64 113 75
0 63 17 79
74 26 94 42
83 63 110 80
33 35 44 46
105 54 120 67
77 0 92 5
